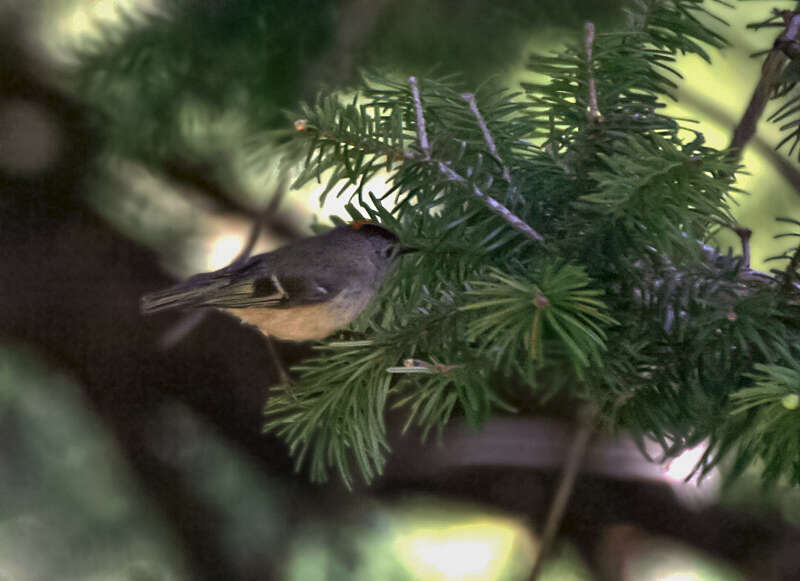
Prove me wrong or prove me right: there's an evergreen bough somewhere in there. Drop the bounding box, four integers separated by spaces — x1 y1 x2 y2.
72 0 800 488
265 0 800 488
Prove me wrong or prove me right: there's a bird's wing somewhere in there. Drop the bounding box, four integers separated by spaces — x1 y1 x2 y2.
141 272 338 312
141 244 356 313
199 272 338 309
140 272 230 314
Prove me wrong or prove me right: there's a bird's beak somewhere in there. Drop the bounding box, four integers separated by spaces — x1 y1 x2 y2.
398 245 419 256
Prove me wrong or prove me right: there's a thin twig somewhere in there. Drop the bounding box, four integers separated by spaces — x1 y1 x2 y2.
677 88 800 197
730 9 800 156
409 76 431 158
748 8 792 31
227 179 287 270
584 22 603 124
528 411 594 581
408 77 544 243
437 161 544 242
734 226 752 269
707 217 752 269
461 92 512 184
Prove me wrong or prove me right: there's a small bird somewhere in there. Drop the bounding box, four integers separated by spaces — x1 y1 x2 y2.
141 221 414 341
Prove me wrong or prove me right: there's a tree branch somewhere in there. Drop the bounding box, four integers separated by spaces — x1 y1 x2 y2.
528 412 594 580
461 91 513 185
409 76 431 158
409 76 544 242
730 9 800 156
584 22 603 125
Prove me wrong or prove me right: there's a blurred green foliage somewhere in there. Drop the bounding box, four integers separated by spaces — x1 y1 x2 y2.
0 345 182 580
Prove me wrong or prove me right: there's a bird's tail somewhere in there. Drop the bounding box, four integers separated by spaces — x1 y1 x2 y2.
140 275 227 314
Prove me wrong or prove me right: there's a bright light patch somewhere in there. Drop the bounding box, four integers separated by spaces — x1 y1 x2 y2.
41 0 161 63
659 440 721 507
657 573 703 581
663 442 708 484
303 170 397 223
663 443 706 483
394 521 516 581
629 542 745 581
207 234 246 271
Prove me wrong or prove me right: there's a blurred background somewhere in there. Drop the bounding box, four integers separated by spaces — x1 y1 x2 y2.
2 0 800 579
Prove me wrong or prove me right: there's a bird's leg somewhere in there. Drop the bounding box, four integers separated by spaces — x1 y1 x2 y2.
264 333 292 387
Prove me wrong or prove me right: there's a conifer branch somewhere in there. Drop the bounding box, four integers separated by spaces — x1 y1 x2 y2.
294 118 407 161
435 161 545 242
266 1 800 488
409 76 544 242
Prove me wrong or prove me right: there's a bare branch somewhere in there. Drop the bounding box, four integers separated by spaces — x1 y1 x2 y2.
585 22 603 124
408 77 544 242
409 76 431 158
461 92 513 184
437 160 544 242
708 217 752 269
734 226 752 269
227 179 287 270
677 87 800 197
730 9 800 155
528 411 594 581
